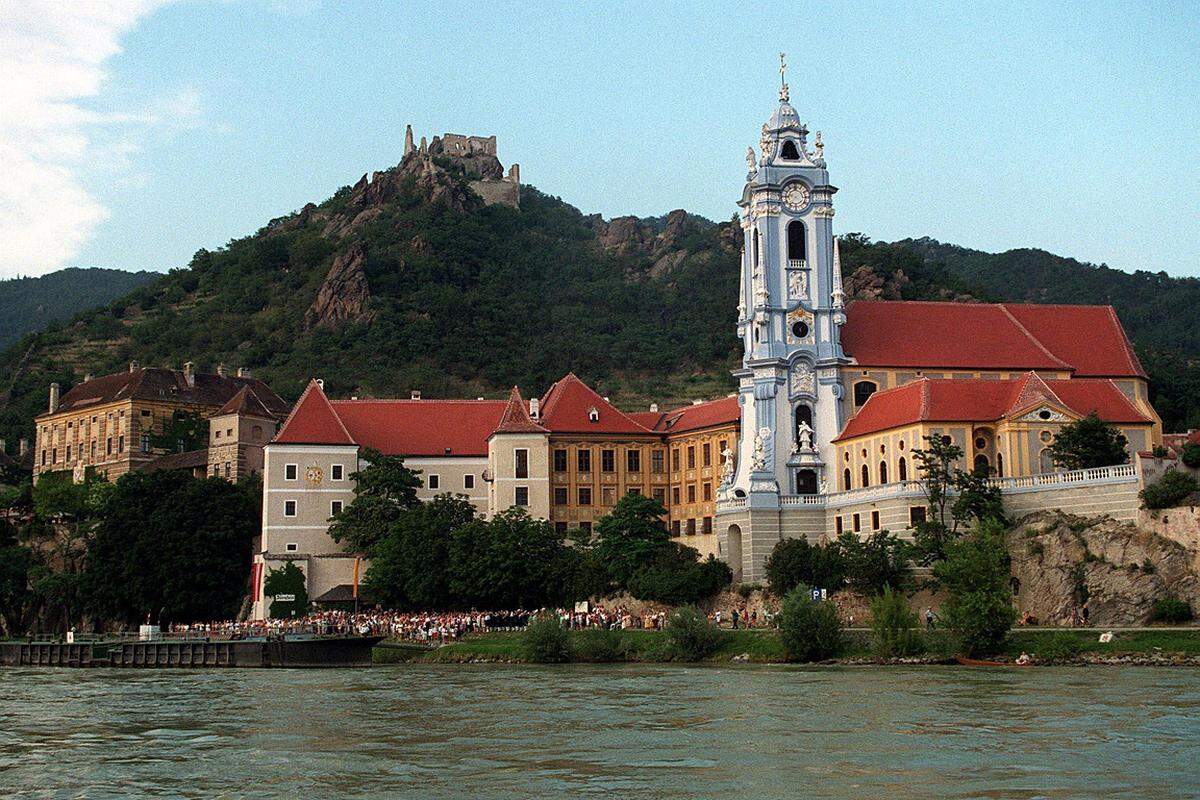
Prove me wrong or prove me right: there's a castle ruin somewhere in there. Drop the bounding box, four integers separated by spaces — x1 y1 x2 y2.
403 125 520 208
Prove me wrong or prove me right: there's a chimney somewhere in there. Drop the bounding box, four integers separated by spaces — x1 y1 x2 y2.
216 363 227 378
316 378 324 390
183 361 195 388
237 367 251 378
83 372 94 383
410 390 421 400
529 397 540 419
129 360 139 373
692 399 703 405
649 403 659 413
49 383 60 414
19 439 28 457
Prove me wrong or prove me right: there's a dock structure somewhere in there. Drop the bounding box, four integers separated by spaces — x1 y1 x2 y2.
0 636 383 669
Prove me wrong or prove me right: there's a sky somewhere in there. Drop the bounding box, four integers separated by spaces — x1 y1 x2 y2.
1 1 1198 280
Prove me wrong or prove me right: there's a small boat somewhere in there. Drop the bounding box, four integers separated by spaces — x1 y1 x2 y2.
955 656 1031 667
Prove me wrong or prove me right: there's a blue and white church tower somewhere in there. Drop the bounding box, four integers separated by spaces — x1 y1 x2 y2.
722 56 848 518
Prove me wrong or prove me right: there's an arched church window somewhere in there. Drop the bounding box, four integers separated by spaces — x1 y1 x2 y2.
898 456 907 481
879 461 888 484
861 464 870 487
787 220 806 263
974 454 990 474
781 140 800 160
997 452 1004 478
853 381 878 407
753 230 760 268
796 469 818 495
842 468 852 491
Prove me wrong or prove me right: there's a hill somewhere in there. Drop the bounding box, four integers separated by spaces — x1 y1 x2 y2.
0 145 1195 453
0 268 157 351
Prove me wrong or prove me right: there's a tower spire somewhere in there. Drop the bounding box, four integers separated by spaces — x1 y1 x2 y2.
831 237 845 310
778 52 789 102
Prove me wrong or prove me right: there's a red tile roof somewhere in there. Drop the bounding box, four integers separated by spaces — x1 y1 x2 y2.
538 373 653 435
841 301 1144 377
492 387 548 435
834 373 1150 441
656 396 741 434
272 380 355 446
44 367 289 418
212 386 281 420
331 399 507 456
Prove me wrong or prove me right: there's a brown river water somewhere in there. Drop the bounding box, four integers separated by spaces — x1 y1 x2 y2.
1 664 1197 799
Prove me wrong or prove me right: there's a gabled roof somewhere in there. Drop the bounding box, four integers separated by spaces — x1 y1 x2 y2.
655 396 741 434
144 448 210 473
538 373 653 435
272 380 356 446
840 301 1145 377
212 386 281 420
834 373 1151 441
492 387 548 435
42 367 290 419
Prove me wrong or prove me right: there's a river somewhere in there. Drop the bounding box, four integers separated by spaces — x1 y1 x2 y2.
1 665 1197 799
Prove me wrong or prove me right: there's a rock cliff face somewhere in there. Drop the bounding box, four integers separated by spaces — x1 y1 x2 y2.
1006 511 1200 626
589 210 739 279
305 242 373 329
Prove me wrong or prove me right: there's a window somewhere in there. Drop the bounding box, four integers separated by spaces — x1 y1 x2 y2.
331 464 344 480
577 449 591 472
672 449 681 471
702 482 712 501
284 500 297 517
872 510 880 530
997 452 1004 478
464 474 475 490
226 429 233 438
835 516 843 536
974 454 990 474
285 542 298 552
285 464 298 481
899 457 907 481
117 435 124 453
687 484 696 503
225 462 231 477
578 487 592 506
41 450 46 467
515 487 529 506
910 506 927 527
90 441 96 458
427 474 440 490
579 521 592 537
843 468 851 491
331 500 343 516
140 434 150 453
719 440 728 461
853 513 861 533
787 219 806 260
796 469 818 495
627 449 640 472
791 320 809 339
65 445 71 461
515 448 529 479
601 487 615 506
601 449 615 472
781 139 801 160
652 488 666 504
879 461 888 484
687 519 697 536
554 487 568 505
588 407 599 423
651 450 665 473
861 464 870 487
687 446 696 469
672 486 681 504
627 487 641 496
51 448 58 464
702 516 713 535
252 425 263 441
215 430 222 439
701 443 711 466
555 521 568 536
853 381 878 407
672 520 681 536
553 449 568 472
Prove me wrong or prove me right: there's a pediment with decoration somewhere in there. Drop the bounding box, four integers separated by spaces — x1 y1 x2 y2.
1009 403 1078 424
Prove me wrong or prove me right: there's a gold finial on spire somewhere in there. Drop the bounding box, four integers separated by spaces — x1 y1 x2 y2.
778 52 790 101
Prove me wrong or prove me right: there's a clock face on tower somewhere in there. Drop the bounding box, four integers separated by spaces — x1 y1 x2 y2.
782 183 810 211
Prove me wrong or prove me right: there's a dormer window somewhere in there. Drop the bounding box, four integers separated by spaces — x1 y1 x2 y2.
587 407 599 423
780 140 800 160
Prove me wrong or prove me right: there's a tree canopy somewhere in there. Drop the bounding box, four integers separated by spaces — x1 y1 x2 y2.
1046 413 1130 470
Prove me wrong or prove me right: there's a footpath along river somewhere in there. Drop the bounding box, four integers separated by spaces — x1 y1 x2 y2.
1 664 1197 799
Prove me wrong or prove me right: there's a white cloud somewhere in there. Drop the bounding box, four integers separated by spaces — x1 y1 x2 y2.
0 0 185 278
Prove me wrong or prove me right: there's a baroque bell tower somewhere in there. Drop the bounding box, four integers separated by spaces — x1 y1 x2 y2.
722 55 848 507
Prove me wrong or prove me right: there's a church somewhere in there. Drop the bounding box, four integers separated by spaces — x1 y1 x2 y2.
250 65 1159 614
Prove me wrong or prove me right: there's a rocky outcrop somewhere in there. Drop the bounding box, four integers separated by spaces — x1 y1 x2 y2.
305 242 374 329
589 209 735 280
1006 511 1200 626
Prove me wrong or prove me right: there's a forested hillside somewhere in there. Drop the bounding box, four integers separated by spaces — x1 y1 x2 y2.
0 148 1195 454
0 268 157 350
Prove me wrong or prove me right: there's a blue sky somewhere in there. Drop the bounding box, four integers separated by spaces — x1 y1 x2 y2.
3 1 1197 279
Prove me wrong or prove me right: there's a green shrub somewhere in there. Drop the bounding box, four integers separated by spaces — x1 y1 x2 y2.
736 582 761 599
869 586 924 658
574 627 626 662
627 551 732 605
1181 443 1200 469
778 585 845 662
1036 632 1085 662
764 537 846 596
664 606 724 661
1140 470 1199 510
932 522 1017 657
523 614 572 663
1150 596 1194 624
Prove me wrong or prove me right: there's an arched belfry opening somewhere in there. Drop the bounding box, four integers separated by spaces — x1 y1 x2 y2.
787 220 806 264
780 140 800 159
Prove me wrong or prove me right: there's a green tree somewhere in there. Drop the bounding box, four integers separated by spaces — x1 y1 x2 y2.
447 508 573 609
263 560 309 618
869 586 924 658
1046 412 1129 470
626 548 731 605
0 519 35 636
1179 442 1200 469
910 434 1006 565
932 521 1017 656
593 493 672 589
777 585 844 662
764 537 846 596
951 465 1006 527
836 530 911 594
1140 470 1199 510
365 493 477 609
328 448 423 553
84 471 257 627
